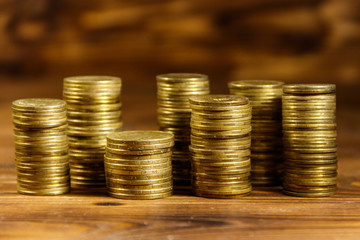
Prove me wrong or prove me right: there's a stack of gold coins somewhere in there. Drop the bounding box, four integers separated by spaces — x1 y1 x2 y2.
189 95 252 198
12 98 69 195
228 80 284 186
104 131 174 199
157 73 210 190
282 84 337 197
63 76 122 188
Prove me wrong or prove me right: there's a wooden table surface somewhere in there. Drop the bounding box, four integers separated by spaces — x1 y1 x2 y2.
1 87 360 240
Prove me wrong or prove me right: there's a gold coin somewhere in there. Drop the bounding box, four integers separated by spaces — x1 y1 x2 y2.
106 147 171 156
283 182 337 191
282 189 336 197
157 73 208 82
104 161 171 170
189 95 248 106
107 191 172 200
285 168 336 175
228 80 284 89
284 162 337 169
284 159 337 166
105 157 170 165
189 104 251 112
282 95 336 101
191 127 252 139
105 166 172 176
106 141 174 151
12 98 66 112
107 186 172 194
106 181 172 189
17 186 70 196
190 123 251 131
191 111 251 120
105 151 172 160
193 185 252 196
105 171 172 180
107 176 172 185
13 119 67 128
194 191 250 198
64 75 121 85
107 131 174 145
283 84 336 95
283 177 337 186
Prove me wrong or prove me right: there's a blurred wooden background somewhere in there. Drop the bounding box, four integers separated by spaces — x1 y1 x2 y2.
0 0 359 127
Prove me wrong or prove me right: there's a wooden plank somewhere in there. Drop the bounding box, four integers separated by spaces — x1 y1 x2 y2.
1 161 360 240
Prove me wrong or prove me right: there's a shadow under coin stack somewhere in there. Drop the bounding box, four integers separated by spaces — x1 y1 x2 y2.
156 73 210 190
282 84 337 197
63 76 122 188
189 95 252 198
12 98 69 195
104 131 174 199
228 80 284 186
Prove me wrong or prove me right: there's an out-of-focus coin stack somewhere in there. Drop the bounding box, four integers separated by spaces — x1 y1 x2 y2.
12 98 70 195
156 73 210 190
228 80 284 186
104 131 174 199
63 76 122 188
282 84 337 197
189 95 252 198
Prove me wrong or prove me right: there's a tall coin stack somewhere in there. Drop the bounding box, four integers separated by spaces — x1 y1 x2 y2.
228 80 284 186
63 76 122 188
282 84 337 197
157 73 210 190
12 98 70 195
105 131 174 199
189 95 252 198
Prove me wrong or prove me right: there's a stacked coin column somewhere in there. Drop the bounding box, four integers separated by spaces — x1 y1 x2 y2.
282 84 337 197
156 73 210 190
12 98 69 195
63 76 122 188
228 80 284 186
105 131 174 199
189 95 252 198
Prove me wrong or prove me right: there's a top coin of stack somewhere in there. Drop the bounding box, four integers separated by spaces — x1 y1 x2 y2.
12 98 70 195
228 80 284 186
63 76 122 188
282 84 337 197
105 131 174 199
157 73 210 190
189 95 252 198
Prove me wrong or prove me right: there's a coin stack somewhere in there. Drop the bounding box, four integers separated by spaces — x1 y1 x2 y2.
189 95 252 198
12 98 70 195
63 76 122 188
228 80 284 186
282 84 337 197
104 131 174 199
157 73 210 190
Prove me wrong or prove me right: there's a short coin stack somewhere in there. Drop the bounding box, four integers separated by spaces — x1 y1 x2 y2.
282 84 337 197
104 131 174 199
12 98 70 195
189 95 252 198
63 76 122 188
228 80 284 186
157 73 210 190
